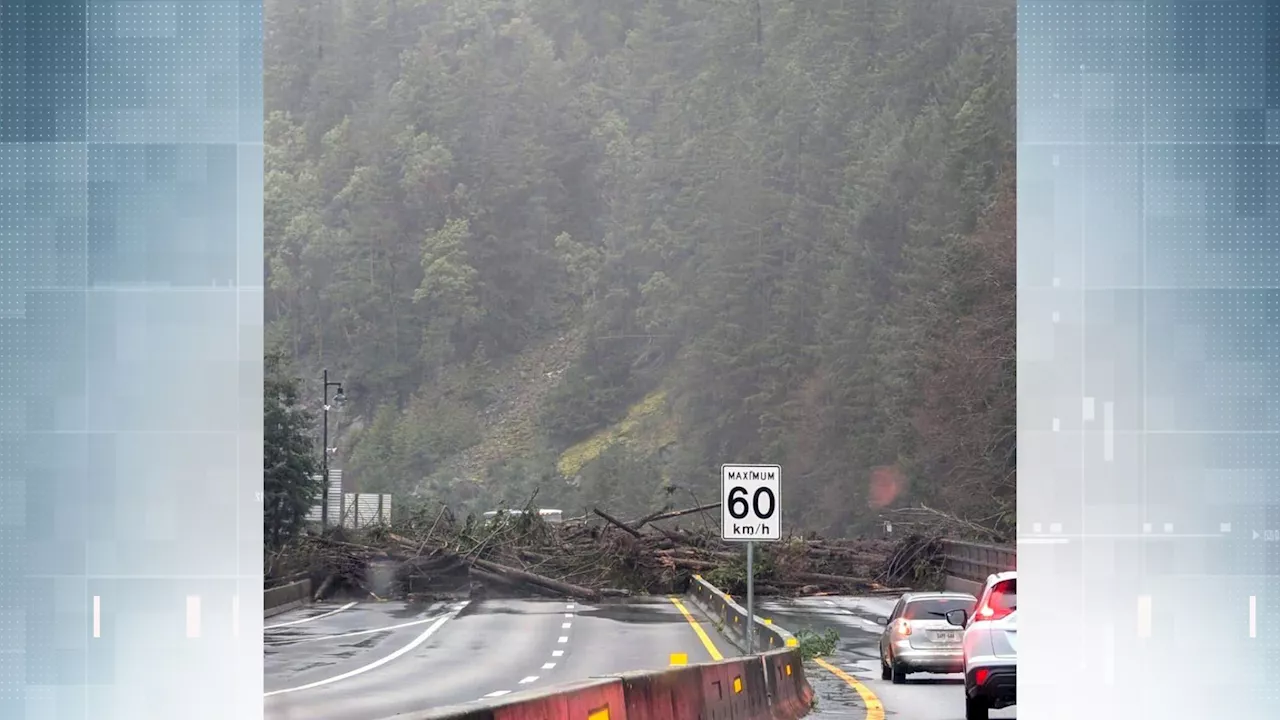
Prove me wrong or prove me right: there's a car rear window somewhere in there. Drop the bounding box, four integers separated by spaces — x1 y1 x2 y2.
988 579 1017 612
903 597 974 620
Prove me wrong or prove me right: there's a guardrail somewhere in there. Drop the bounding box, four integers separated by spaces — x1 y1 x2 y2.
264 578 311 618
940 539 1015 595
396 579 814 720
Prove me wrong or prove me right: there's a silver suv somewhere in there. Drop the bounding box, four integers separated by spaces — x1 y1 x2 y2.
946 571 1017 720
875 591 977 683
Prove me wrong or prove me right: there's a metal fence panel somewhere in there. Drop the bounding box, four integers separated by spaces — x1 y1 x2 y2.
940 539 1016 583
340 492 392 529
305 470 344 525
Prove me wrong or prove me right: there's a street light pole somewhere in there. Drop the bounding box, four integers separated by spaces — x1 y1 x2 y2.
321 369 345 528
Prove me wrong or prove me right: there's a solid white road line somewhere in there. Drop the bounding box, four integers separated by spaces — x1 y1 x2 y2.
264 602 469 697
265 601 358 630
297 616 443 643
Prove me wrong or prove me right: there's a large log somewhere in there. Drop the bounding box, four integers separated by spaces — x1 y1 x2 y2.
470 568 563 598
593 508 643 538
634 502 721 529
469 556 603 601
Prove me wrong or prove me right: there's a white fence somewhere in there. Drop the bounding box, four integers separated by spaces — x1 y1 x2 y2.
305 469 344 525
339 492 393 528
304 470 392 528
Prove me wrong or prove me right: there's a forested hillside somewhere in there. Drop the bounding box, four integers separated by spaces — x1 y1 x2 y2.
265 0 1016 538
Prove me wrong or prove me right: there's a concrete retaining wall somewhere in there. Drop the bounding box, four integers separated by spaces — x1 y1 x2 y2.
264 579 311 618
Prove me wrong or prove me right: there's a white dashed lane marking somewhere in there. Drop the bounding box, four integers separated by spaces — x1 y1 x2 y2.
475 599 577 703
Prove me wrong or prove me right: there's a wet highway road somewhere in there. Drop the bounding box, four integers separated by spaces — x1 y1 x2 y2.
264 596 732 720
759 596 1016 720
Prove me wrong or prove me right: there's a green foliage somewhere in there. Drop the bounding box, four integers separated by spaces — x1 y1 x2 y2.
574 445 666 519
348 395 484 495
794 628 840 660
264 348 321 550
484 450 568 509
265 0 1017 534
539 341 637 446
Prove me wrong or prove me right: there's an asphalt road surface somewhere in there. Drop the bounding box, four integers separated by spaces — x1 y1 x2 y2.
264 595 732 720
758 595 1016 720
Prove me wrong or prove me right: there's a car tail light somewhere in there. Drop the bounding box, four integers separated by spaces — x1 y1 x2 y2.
975 668 990 686
977 603 1012 622
894 619 912 636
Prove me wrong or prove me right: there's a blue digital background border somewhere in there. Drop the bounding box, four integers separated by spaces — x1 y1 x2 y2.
1021 1 1280 718
1 2 262 718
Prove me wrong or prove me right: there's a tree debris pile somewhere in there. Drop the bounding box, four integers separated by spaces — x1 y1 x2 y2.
269 502 948 603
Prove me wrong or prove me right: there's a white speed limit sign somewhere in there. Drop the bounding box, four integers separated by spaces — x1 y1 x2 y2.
720 464 781 542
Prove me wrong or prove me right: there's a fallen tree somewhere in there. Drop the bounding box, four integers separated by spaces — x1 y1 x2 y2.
268 500 948 602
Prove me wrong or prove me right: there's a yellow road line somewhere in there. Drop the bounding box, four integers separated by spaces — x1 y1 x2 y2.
668 596 724 661
813 657 885 720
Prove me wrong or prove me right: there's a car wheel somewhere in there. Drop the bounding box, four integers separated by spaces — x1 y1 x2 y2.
880 658 891 681
890 662 907 684
965 696 989 720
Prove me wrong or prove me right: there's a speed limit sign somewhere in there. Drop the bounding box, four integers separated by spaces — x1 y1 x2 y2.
721 464 781 542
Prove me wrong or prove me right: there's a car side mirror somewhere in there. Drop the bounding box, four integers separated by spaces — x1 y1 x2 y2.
944 609 968 627
875 616 889 626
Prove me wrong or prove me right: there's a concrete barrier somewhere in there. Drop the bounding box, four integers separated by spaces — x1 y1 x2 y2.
696 655 771 720
398 678 625 720
761 650 813 719
685 575 799 655
616 664 705 720
264 578 311 618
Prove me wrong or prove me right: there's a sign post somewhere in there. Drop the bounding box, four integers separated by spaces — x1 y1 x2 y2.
720 464 781 655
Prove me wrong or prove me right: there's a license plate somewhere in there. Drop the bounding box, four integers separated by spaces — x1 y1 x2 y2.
932 631 960 643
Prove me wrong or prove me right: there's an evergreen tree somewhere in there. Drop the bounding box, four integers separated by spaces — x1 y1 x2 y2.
264 349 321 550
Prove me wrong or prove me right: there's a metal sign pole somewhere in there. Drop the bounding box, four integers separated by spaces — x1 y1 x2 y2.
746 540 755 654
